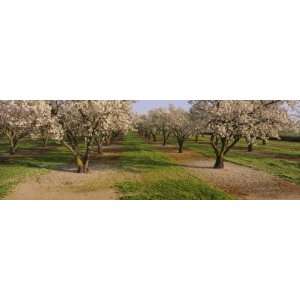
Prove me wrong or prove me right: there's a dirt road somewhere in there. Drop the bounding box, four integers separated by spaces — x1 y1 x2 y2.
158 146 300 200
8 164 120 200
6 143 300 200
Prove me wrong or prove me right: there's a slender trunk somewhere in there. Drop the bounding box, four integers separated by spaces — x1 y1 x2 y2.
75 155 85 173
214 153 224 169
9 145 16 155
247 143 253 152
178 139 184 153
162 132 170 146
96 138 103 154
163 134 167 146
145 133 151 143
152 133 157 142
97 142 103 154
81 145 91 173
9 138 18 155
195 134 199 142
262 139 267 145
104 135 110 145
83 157 89 173
43 136 49 147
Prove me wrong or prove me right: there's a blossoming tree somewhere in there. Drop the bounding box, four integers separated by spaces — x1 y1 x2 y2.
52 100 133 173
190 100 289 168
0 101 52 154
168 106 194 153
94 100 133 153
149 108 172 146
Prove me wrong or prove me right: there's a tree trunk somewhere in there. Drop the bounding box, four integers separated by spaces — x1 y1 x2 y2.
195 135 199 142
82 146 91 173
214 154 224 169
9 139 18 155
96 138 103 154
75 155 84 173
262 139 267 145
75 155 89 173
247 143 253 152
97 142 103 154
9 145 16 155
43 136 49 147
83 158 89 173
152 133 157 142
145 133 151 143
163 134 167 146
178 140 184 153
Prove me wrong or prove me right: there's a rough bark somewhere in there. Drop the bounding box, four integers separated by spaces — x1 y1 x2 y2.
211 135 240 169
178 139 184 153
9 138 18 155
214 154 224 169
42 136 49 147
62 139 91 174
163 135 167 146
75 154 90 173
247 143 253 152
75 155 85 173
9 144 17 155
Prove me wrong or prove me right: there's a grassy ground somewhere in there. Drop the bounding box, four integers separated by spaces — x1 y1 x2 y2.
3 133 298 199
115 134 231 200
0 135 231 200
0 138 72 199
183 136 300 185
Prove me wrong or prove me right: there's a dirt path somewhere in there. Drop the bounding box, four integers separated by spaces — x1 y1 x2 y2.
6 141 300 200
157 145 300 200
8 165 119 200
6 145 131 200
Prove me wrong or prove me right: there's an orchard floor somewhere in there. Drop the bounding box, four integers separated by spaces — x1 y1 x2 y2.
156 145 300 200
8 164 120 200
3 136 300 200
6 144 139 200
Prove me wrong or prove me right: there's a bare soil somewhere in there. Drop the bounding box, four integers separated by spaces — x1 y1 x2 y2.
6 143 300 200
6 144 136 200
157 145 300 200
8 165 120 200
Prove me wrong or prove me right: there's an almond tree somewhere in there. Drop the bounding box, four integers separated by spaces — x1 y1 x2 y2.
30 101 61 147
289 101 300 136
94 101 133 153
243 101 290 151
169 106 194 153
190 106 208 142
53 100 133 173
0 101 42 154
190 100 289 168
149 108 172 146
135 114 155 142
146 112 159 142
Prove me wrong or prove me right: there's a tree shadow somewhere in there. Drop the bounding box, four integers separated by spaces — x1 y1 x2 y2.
175 163 215 169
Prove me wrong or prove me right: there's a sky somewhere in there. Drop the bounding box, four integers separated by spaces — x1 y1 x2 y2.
134 100 190 113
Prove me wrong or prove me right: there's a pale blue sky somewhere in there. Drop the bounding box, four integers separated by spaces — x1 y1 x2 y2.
134 100 190 113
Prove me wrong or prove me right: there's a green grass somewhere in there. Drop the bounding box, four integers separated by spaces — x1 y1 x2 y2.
116 134 231 200
0 138 73 199
0 164 47 198
4 133 298 199
185 136 300 186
